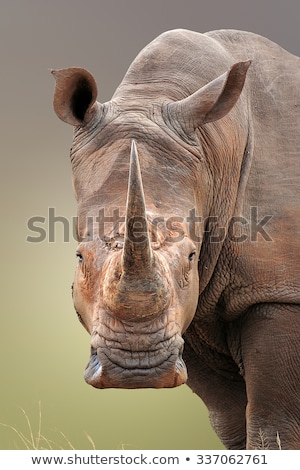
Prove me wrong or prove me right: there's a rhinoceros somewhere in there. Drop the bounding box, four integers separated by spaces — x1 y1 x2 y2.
51 29 300 449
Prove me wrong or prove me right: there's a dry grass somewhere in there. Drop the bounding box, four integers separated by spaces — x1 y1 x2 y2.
276 431 282 450
0 402 96 450
257 428 282 450
258 428 269 449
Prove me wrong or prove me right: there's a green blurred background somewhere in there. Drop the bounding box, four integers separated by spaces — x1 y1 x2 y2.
1 0 299 450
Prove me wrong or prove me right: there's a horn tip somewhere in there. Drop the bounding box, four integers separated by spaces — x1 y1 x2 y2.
131 139 137 154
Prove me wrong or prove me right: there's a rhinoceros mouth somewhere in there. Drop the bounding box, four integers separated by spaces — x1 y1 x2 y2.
83 313 187 389
84 344 187 389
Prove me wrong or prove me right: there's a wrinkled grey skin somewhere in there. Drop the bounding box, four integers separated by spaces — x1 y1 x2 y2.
52 29 300 449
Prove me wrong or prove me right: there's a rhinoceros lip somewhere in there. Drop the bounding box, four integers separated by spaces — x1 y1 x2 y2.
84 339 187 389
83 349 103 384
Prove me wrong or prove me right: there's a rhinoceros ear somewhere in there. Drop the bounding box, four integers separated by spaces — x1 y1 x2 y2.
164 60 251 137
51 67 100 126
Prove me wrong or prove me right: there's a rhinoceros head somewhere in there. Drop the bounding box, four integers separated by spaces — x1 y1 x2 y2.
51 58 250 388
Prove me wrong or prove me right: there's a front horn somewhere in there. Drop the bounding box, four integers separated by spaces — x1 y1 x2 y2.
102 140 170 319
122 140 153 275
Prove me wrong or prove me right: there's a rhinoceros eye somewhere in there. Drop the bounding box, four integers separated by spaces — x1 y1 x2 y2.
76 252 84 263
188 250 196 262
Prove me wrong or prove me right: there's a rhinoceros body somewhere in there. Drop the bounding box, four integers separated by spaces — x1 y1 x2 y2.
52 29 300 449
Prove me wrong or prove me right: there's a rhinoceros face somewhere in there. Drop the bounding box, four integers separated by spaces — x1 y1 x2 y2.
51 59 250 388
70 141 200 389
